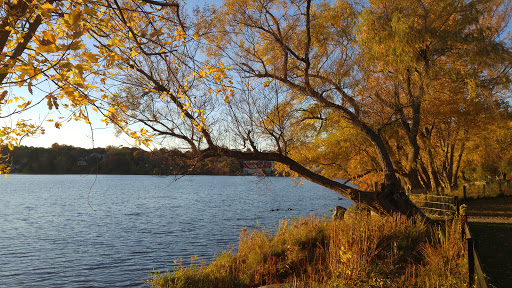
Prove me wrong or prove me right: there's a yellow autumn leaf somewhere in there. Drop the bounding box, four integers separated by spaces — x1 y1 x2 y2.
17 101 31 110
40 2 53 9
38 30 58 46
83 52 99 63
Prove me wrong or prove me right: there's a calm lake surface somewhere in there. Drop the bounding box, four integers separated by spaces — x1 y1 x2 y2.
0 175 353 287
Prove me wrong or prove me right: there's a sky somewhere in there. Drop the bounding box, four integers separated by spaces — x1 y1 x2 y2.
2 102 134 148
20 118 133 149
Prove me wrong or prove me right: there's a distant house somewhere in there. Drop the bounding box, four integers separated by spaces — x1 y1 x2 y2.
87 152 104 160
9 164 21 172
76 158 87 166
243 161 275 175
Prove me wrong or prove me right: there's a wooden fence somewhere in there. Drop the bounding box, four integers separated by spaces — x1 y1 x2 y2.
406 192 458 220
451 179 512 199
407 192 489 287
463 220 489 288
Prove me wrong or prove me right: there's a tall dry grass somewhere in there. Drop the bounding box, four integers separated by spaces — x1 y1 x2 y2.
150 213 467 288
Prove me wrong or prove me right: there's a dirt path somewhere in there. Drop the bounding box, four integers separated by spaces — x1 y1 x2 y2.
467 222 512 288
468 216 512 223
464 196 512 288
463 196 512 218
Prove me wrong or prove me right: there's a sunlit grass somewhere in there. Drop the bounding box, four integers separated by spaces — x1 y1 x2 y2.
450 181 512 199
150 214 467 288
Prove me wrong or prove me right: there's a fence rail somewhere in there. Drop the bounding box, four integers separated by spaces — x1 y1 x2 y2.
464 221 489 288
408 192 489 287
451 179 512 199
406 192 458 219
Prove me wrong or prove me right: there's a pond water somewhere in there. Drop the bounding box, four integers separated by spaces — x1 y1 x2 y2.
0 175 353 287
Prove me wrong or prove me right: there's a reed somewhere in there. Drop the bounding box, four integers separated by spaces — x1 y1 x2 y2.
150 213 467 288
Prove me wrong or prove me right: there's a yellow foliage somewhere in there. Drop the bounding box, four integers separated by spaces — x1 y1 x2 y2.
1 0 511 188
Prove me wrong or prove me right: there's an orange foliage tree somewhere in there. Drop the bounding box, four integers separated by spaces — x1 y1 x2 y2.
2 0 512 218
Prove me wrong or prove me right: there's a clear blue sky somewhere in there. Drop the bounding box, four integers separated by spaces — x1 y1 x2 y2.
3 102 134 148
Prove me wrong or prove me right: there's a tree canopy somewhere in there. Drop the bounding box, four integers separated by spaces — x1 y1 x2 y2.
1 0 512 218
2 144 244 175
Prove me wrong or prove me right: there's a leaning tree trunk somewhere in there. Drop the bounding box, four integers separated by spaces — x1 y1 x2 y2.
209 146 426 220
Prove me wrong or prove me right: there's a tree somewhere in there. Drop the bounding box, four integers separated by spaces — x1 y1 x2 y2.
2 0 511 218
165 0 507 214
0 0 189 176
70 0 512 217
461 104 512 180
96 0 429 216
0 0 110 174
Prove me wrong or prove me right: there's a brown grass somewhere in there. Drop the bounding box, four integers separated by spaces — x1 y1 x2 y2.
150 214 467 288
450 181 512 199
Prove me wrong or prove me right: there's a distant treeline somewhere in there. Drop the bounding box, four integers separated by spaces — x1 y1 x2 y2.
1 144 244 175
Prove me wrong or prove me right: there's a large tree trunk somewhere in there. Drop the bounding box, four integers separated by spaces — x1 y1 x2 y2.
351 119 425 217
451 142 465 188
400 168 424 192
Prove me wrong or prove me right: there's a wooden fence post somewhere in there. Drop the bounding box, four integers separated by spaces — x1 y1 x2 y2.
467 237 475 287
461 215 466 240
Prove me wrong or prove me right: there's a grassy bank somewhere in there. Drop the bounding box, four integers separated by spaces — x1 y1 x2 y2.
149 214 466 288
450 180 512 199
